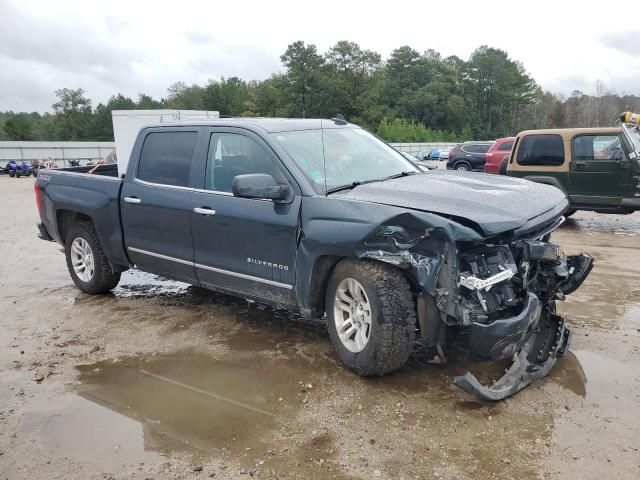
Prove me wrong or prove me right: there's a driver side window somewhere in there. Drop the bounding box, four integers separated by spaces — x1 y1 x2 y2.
205 133 285 193
573 135 625 161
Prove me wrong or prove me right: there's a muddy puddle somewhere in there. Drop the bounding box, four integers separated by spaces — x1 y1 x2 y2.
19 352 309 473
560 211 640 236
112 270 190 298
550 350 639 403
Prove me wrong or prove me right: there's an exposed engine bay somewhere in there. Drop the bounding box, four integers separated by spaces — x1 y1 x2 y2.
358 207 594 401
345 176 593 400
448 239 593 400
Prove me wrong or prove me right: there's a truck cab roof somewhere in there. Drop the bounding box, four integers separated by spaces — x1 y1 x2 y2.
142 118 354 134
516 127 622 139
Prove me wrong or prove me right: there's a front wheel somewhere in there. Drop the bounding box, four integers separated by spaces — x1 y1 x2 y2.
65 222 121 294
326 259 416 376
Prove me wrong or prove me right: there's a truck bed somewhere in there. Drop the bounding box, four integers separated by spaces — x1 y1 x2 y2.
49 163 119 177
37 164 130 267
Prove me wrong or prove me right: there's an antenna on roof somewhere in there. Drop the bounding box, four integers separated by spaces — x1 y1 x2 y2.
331 114 347 125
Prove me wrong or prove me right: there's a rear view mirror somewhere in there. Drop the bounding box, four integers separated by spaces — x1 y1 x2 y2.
232 174 291 201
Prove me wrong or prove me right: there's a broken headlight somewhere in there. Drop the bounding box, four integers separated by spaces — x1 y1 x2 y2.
457 246 520 321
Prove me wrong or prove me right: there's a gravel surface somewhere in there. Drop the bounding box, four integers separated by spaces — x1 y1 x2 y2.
1 176 639 480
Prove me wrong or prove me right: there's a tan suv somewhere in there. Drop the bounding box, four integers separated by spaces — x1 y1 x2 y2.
504 127 640 215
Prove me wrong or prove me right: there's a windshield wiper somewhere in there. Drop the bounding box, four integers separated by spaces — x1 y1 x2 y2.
326 181 366 195
326 171 419 195
381 170 419 181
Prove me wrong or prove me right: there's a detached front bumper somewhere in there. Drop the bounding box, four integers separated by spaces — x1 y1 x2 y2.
452 252 593 401
454 306 571 401
467 292 541 362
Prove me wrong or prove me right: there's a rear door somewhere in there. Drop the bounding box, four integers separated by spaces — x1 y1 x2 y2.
570 134 630 204
120 128 200 283
190 127 300 305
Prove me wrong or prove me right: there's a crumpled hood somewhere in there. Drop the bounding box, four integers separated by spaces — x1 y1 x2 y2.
336 171 568 236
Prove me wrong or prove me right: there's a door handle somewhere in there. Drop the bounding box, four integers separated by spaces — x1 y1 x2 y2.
124 196 142 204
574 162 586 171
193 207 216 216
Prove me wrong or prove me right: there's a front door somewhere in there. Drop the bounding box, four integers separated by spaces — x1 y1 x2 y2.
190 127 299 304
121 129 199 283
570 134 630 205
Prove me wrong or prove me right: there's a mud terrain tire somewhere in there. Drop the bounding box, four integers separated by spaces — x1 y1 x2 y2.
65 222 121 294
326 259 416 376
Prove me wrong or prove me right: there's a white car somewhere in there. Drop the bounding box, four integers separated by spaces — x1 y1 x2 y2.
439 150 450 161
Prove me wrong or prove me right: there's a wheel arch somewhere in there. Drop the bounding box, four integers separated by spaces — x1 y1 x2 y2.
454 160 472 170
56 209 94 245
306 254 420 319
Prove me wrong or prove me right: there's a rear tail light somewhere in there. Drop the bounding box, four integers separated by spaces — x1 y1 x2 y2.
449 151 456 160
34 182 42 211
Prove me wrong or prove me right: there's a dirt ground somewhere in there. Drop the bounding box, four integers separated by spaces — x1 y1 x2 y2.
1 176 639 480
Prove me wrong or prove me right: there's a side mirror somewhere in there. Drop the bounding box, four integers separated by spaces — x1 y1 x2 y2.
232 174 291 201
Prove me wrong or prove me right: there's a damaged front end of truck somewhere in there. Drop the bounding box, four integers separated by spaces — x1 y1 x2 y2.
360 212 593 401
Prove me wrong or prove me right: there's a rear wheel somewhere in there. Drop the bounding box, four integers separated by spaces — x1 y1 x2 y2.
564 209 577 218
499 156 509 175
455 162 471 171
65 222 120 294
326 259 416 376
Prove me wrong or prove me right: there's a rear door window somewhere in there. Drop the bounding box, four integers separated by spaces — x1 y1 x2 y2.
499 141 514 151
573 135 624 161
462 144 480 153
137 131 197 187
516 135 564 166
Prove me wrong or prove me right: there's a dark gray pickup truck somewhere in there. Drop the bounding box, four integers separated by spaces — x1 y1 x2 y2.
35 118 593 400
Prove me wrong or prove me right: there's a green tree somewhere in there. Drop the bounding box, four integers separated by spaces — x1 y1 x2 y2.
462 46 537 137
3 113 36 140
280 41 324 117
52 88 93 140
165 82 205 110
91 94 137 141
322 41 382 120
136 93 163 109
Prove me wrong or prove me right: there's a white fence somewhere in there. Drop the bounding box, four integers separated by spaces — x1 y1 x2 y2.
1 140 459 168
0 141 115 166
389 142 458 156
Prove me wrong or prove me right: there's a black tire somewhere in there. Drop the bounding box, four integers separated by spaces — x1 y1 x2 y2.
564 209 577 218
454 161 471 171
9 171 15 178
499 156 509 175
326 259 416 376
65 221 120 294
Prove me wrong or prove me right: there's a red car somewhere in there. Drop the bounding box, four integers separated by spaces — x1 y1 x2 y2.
484 137 516 174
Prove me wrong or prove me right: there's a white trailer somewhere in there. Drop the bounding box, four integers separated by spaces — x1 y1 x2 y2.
112 109 220 176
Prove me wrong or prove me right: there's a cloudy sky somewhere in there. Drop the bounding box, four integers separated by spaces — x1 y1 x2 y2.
1 0 638 112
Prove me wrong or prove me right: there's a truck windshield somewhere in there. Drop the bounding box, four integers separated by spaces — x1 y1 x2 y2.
622 123 640 154
271 127 420 194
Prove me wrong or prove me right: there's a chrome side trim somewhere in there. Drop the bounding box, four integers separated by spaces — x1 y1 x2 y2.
46 169 121 181
193 188 233 196
133 178 195 192
195 263 293 289
128 247 294 290
127 247 193 266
